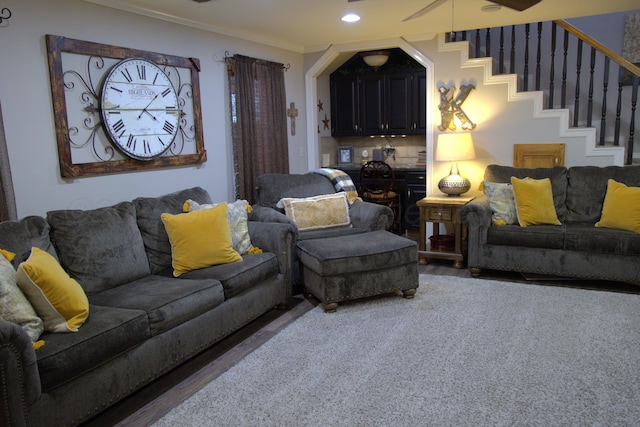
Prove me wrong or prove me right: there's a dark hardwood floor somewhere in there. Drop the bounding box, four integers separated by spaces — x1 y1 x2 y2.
82 233 639 426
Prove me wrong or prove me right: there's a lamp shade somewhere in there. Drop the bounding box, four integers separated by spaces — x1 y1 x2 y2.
435 132 476 162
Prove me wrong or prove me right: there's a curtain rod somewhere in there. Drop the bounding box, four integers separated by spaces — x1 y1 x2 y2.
218 50 290 71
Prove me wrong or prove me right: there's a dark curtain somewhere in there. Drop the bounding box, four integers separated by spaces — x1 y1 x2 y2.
227 54 289 204
0 101 17 222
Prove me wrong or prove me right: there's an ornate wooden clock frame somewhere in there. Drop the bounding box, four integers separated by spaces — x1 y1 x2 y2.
46 35 207 178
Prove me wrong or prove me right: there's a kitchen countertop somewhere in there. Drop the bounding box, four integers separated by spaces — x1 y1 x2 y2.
330 163 426 172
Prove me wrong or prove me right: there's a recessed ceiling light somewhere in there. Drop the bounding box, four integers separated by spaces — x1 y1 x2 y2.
481 4 502 12
342 13 360 23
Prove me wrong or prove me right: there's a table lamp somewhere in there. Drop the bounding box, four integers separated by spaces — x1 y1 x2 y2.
435 132 476 196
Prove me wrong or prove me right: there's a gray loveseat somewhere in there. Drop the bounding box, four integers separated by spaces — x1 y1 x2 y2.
461 164 640 284
249 173 394 292
0 187 295 426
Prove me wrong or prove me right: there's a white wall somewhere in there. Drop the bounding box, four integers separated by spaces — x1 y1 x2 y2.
0 0 307 218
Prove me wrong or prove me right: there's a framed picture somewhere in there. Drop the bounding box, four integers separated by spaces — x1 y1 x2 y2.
337 146 354 165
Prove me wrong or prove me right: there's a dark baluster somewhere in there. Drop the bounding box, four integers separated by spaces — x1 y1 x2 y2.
486 28 491 58
628 75 638 165
573 39 583 127
475 29 481 57
536 22 542 90
600 57 610 146
549 22 557 109
524 24 530 91
499 27 505 74
561 29 569 108
587 47 596 127
615 65 624 146
510 26 516 74
462 30 468 41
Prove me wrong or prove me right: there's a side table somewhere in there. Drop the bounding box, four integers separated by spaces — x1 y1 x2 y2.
417 195 475 268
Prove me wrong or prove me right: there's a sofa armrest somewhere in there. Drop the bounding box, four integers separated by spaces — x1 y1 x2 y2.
460 195 492 268
249 205 293 225
248 221 296 292
349 201 393 231
460 195 492 230
0 318 41 426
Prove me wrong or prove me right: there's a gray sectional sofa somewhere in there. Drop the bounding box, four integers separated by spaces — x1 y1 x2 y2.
461 164 640 283
0 187 295 426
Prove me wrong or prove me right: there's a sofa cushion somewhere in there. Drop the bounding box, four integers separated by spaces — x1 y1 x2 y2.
484 165 568 222
134 187 212 274
595 179 640 233
16 247 89 333
277 193 351 231
0 252 44 343
161 205 242 277
483 181 517 225
174 252 280 299
36 304 149 392
256 174 336 210
46 202 150 295
566 165 640 223
0 216 58 268
564 222 640 255
184 199 254 254
88 275 224 336
511 177 561 227
487 224 565 249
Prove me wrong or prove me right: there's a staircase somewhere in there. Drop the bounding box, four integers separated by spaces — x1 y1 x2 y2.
446 19 639 165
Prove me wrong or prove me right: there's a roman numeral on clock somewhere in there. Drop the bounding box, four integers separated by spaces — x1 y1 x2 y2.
143 140 151 154
163 121 176 134
120 68 133 83
161 88 172 97
137 64 146 80
112 119 126 134
126 134 136 150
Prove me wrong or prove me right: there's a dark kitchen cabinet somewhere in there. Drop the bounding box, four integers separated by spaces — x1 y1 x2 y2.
331 69 425 137
330 74 361 136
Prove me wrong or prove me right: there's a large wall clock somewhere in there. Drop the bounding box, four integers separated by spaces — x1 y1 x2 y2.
46 35 206 178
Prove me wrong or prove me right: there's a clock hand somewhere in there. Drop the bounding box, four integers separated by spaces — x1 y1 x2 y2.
142 110 158 121
138 92 160 119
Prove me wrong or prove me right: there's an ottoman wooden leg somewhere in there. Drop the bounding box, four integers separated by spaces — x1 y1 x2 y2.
402 288 417 299
322 302 338 313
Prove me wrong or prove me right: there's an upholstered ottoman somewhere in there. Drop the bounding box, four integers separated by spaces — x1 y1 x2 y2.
297 230 419 312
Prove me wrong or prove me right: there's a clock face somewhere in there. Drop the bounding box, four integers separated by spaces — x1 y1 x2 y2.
100 58 180 160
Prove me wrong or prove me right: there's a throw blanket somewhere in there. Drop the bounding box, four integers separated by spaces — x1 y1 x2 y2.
309 168 362 204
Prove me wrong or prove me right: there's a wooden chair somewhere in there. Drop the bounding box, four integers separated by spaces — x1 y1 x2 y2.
359 160 401 233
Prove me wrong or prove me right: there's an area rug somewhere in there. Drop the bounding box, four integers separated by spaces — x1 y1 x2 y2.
153 275 640 426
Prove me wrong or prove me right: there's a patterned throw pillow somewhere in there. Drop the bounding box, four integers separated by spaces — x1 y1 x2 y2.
276 193 351 231
0 250 44 342
183 199 254 255
483 181 517 226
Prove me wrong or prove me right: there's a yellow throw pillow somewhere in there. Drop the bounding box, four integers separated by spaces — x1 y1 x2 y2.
16 247 89 333
277 193 351 231
511 177 561 227
161 203 242 277
595 179 640 233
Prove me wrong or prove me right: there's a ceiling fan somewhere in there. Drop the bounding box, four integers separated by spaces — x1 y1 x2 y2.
348 0 541 22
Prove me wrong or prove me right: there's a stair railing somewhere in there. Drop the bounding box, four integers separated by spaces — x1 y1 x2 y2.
450 20 639 165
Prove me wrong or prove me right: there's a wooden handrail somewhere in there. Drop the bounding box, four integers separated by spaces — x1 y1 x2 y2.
554 19 640 77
